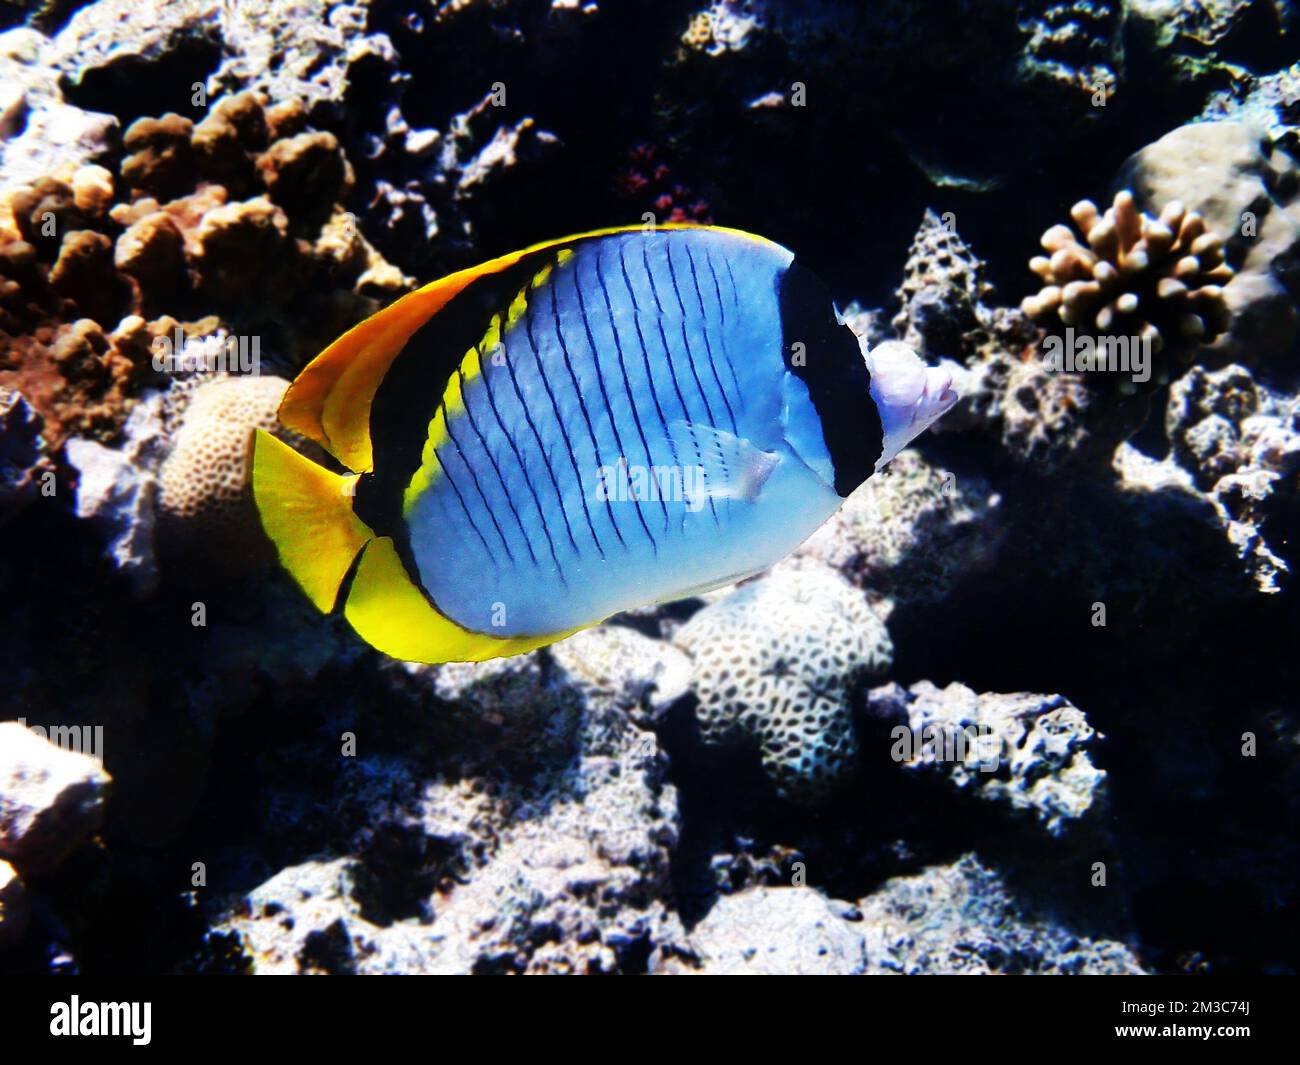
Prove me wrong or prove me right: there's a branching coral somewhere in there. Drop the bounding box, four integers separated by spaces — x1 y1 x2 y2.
1021 190 1234 367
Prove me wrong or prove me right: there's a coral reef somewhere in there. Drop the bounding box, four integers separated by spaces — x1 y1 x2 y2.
688 854 1145 974
0 384 49 521
0 87 407 454
1112 361 1300 593
856 854 1145 975
791 449 1004 609
0 0 1297 980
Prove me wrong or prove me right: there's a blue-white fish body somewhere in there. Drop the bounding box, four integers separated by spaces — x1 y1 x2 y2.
251 225 956 663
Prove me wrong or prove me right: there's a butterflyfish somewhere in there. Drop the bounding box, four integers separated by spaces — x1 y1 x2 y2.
250 224 957 663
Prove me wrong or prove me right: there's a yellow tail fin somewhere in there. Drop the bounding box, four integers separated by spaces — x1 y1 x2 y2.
250 430 375 612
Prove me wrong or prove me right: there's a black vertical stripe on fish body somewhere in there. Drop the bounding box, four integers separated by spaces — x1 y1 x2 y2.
593 242 670 543
357 255 545 568
776 260 884 497
548 269 630 551
568 251 658 555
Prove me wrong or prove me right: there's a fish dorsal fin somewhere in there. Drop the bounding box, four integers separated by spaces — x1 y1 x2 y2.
277 223 776 473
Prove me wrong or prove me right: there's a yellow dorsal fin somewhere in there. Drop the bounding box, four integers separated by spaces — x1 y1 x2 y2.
343 536 585 663
277 223 775 473
250 430 374 611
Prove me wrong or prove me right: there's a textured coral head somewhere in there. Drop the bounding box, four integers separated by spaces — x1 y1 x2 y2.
862 339 958 471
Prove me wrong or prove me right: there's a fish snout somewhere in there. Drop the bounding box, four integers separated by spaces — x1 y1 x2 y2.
919 365 958 423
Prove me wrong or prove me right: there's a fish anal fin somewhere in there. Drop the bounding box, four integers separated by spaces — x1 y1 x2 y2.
250 430 374 611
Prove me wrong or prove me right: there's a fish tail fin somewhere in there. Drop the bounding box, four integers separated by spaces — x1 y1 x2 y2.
250 429 375 612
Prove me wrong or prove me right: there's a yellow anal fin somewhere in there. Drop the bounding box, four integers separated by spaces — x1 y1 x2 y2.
250 430 375 612
343 536 583 664
278 223 777 475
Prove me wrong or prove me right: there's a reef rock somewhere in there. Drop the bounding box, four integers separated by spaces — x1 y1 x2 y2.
690 887 868 974
1118 121 1300 366
1113 361 1300 593
858 854 1146 974
870 681 1108 837
215 644 687 974
0 721 111 876
65 390 167 593
0 385 49 522
792 449 1004 608
0 858 29 949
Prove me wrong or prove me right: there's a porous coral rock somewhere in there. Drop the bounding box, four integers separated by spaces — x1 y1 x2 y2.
216 648 686 974
672 563 893 803
869 681 1107 837
689 854 1146 975
156 374 294 572
549 625 694 730
858 854 1145 974
791 449 1004 607
1130 360 1300 593
690 887 867 974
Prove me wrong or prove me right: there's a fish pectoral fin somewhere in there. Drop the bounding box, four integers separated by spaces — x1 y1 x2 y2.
666 420 779 506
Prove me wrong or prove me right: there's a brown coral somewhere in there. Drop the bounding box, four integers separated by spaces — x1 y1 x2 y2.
0 91 408 452
121 114 197 200
1021 190 1235 360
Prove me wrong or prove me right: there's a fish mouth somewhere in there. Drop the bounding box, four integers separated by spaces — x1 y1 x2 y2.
908 366 958 427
